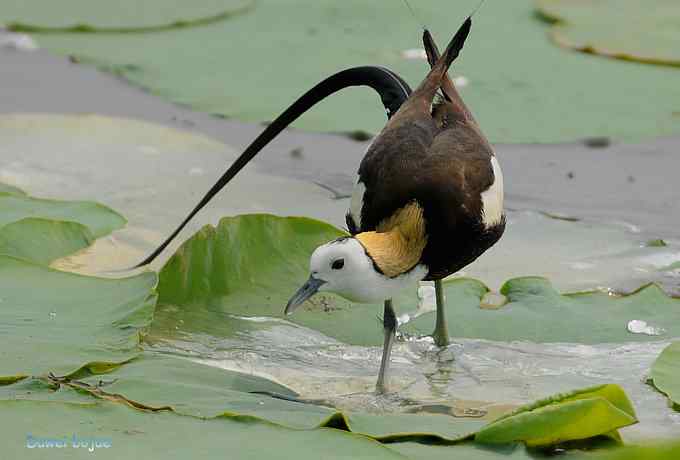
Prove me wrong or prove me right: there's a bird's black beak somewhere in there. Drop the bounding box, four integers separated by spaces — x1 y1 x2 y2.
285 276 326 315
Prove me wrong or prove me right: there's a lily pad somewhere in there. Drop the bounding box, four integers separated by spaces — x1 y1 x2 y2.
0 193 125 239
0 255 157 378
0 218 94 265
27 0 680 142
536 0 680 67
157 214 680 346
156 214 473 346
649 342 680 409
411 277 680 344
1 400 407 460
0 0 254 33
475 385 636 447
0 190 125 265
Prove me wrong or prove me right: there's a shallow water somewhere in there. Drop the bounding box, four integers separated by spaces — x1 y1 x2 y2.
147 314 680 442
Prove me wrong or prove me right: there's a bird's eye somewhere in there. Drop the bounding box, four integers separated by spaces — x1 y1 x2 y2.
331 258 345 270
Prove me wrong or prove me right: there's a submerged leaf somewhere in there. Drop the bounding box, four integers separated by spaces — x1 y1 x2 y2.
649 342 680 409
475 385 637 447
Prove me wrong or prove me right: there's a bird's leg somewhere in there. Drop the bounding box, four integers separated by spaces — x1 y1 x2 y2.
432 279 450 347
375 299 397 394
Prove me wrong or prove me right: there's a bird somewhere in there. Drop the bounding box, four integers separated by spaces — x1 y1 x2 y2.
285 17 505 393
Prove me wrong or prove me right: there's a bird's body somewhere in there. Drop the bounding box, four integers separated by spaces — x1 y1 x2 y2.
347 98 504 282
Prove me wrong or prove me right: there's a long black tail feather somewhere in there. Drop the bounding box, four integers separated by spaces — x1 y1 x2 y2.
133 66 412 268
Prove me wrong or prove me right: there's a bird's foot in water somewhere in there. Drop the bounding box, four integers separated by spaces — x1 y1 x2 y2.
431 279 450 348
431 326 450 348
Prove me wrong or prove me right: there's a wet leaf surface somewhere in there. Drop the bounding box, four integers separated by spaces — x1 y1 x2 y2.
536 0 680 67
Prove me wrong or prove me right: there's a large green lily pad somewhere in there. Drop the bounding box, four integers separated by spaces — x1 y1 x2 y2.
536 0 680 67
26 0 680 142
0 0 253 33
649 342 680 409
0 256 157 379
156 214 680 346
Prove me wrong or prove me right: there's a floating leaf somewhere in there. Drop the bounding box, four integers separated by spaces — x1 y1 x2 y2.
0 193 125 240
649 342 680 409
157 215 680 346
0 217 94 265
156 214 484 346
0 0 254 33
25 0 680 142
1 400 406 460
419 277 680 344
475 385 637 447
536 0 680 67
0 256 157 378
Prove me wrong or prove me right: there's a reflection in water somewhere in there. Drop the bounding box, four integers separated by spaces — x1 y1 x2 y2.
146 317 680 441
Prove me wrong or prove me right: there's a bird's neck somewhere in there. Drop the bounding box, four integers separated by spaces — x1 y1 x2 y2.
356 202 427 278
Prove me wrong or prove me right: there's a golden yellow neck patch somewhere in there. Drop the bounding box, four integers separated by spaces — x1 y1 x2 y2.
356 202 427 277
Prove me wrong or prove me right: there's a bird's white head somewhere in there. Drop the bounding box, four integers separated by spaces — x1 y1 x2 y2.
285 236 427 315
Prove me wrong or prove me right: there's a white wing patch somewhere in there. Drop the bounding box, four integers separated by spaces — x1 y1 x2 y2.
349 179 366 229
480 156 504 228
